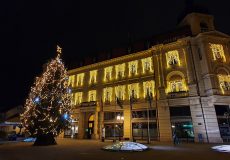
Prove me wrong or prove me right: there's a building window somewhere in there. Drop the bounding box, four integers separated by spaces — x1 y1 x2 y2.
210 43 226 62
74 92 83 105
141 57 153 74
89 70 97 84
104 66 113 82
68 75 75 87
103 87 113 103
88 90 96 101
143 81 155 98
166 50 180 68
167 80 187 93
76 73 84 86
115 63 125 79
128 83 139 99
166 75 187 93
218 75 230 94
128 60 138 76
115 85 126 100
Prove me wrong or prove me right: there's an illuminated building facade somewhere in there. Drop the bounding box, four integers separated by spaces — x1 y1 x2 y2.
67 12 230 143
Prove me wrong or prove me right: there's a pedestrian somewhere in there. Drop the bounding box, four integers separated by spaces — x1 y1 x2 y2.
173 130 178 145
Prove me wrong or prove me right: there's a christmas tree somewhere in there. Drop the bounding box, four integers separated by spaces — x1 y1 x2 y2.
21 45 72 146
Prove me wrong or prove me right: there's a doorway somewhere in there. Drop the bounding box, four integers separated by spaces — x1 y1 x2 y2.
87 114 94 139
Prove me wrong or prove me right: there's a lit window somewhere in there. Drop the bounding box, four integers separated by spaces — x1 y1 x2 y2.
210 43 226 62
115 63 125 79
68 75 75 87
166 50 180 68
88 90 96 101
74 92 83 105
218 75 230 94
103 87 113 102
104 66 113 82
128 83 139 99
115 85 126 100
89 70 97 84
143 81 155 98
141 57 153 74
128 60 138 76
167 79 187 93
76 73 84 86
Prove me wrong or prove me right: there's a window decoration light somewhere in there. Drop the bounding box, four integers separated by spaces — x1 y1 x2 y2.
104 66 113 82
76 73 84 86
218 74 230 94
74 92 83 105
115 63 125 79
103 87 113 102
115 85 126 100
128 60 138 76
141 57 153 74
210 43 226 62
89 70 97 84
128 83 139 99
88 90 97 101
166 50 180 68
143 81 155 98
166 78 188 93
68 75 75 87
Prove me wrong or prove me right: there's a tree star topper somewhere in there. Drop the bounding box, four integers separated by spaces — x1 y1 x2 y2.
57 45 62 55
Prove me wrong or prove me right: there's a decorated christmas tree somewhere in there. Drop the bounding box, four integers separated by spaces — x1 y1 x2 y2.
21 45 72 146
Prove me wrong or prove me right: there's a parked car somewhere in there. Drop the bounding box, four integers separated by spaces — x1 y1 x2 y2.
7 131 17 141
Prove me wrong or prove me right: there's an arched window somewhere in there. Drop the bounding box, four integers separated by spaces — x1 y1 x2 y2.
167 75 187 93
217 69 230 93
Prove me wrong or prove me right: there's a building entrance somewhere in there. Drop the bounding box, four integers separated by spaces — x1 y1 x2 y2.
170 106 194 142
87 114 94 139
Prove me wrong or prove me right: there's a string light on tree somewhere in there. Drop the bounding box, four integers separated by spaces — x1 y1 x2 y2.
21 45 72 146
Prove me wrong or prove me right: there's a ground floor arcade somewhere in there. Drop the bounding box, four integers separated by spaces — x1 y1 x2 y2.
63 95 230 143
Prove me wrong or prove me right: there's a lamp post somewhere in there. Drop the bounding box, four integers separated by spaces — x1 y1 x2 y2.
146 91 153 144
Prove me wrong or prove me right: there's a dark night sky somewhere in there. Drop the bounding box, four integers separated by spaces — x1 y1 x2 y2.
0 0 230 111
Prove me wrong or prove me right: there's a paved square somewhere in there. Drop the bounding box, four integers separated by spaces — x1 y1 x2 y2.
0 139 229 160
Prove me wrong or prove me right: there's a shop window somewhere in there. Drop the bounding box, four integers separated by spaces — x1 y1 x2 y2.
132 110 156 119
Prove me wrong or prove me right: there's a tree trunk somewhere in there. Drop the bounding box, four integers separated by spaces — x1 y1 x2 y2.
34 133 57 146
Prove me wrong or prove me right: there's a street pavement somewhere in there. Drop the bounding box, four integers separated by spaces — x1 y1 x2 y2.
0 138 229 160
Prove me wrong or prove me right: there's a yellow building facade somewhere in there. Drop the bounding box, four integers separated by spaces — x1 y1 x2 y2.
67 12 230 143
